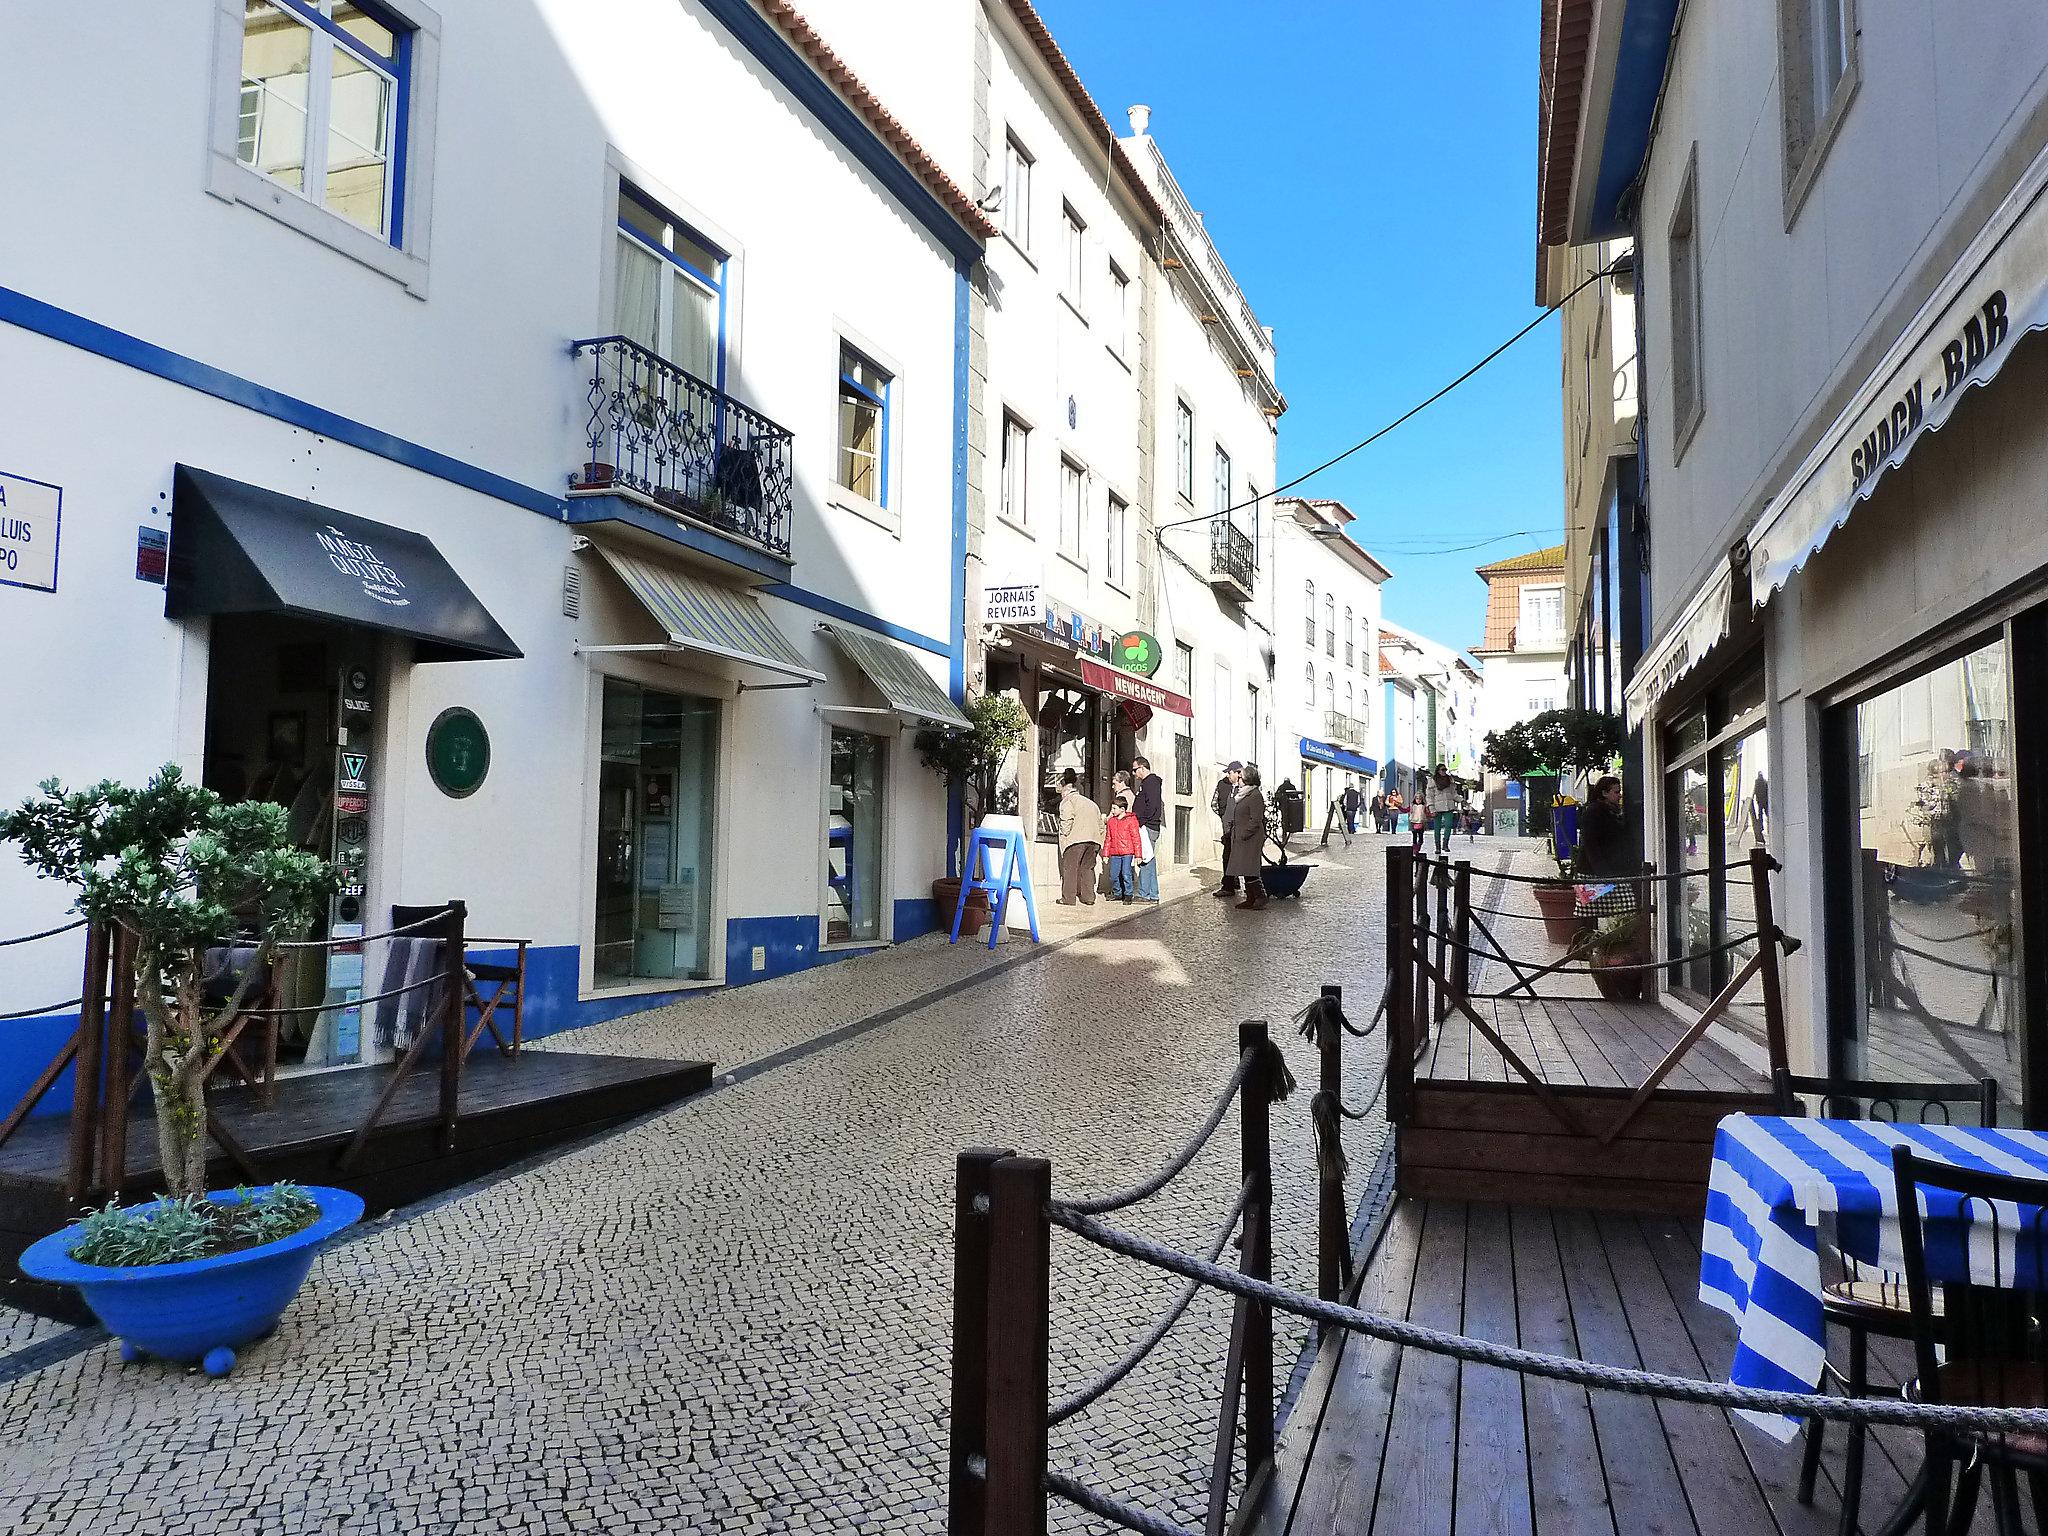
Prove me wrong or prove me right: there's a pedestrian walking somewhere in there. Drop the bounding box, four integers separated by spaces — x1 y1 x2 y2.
1341 782 1361 835
1104 793 1142 902
1369 792 1384 833
1408 784 1427 856
1055 769 1104 905
1428 763 1459 854
1226 762 1270 909
1129 755 1165 902
1211 761 1243 897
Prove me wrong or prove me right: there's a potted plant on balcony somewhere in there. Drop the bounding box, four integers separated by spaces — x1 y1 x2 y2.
2 765 360 1375
1483 709 1625 945
916 694 1028 936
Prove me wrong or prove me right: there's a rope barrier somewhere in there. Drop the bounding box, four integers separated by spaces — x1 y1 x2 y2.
1453 928 1767 991
1888 941 2008 980
1047 1179 1253 1427
1454 862 1750 890
258 908 459 951
1044 1470 1197 1536
242 970 446 1019
0 918 87 949
1887 917 1997 947
1049 1206 2048 1436
0 996 83 1023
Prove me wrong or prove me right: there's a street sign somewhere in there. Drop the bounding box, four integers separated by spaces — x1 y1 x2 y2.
0 470 62 593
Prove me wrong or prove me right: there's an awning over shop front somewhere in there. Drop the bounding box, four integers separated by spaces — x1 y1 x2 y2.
818 622 969 729
583 541 822 683
1622 563 1731 726
166 465 521 662
1077 658 1193 718
1746 138 2048 601
1298 737 1378 776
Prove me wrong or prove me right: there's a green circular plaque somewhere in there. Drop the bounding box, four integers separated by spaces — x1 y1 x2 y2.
426 708 491 799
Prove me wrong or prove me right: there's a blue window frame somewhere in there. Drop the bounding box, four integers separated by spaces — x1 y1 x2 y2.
236 0 412 245
614 183 729 391
837 344 892 508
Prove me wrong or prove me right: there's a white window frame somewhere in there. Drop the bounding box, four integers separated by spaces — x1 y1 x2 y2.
1105 490 1130 592
1668 146 1705 457
1057 457 1087 569
1108 261 1132 362
1519 585 1565 649
1778 0 1858 224
205 0 439 295
1175 399 1195 503
1000 410 1032 534
1003 132 1034 255
1061 202 1086 316
1212 444 1232 519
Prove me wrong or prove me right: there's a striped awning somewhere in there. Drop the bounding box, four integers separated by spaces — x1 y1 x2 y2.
587 543 822 682
819 622 969 729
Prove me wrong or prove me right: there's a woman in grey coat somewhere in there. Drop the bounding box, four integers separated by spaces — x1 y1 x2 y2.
1225 762 1270 910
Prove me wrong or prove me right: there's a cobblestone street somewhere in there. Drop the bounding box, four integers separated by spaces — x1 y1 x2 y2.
0 843 1440 1535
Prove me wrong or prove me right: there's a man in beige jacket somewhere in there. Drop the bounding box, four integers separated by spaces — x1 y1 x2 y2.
1055 769 1105 905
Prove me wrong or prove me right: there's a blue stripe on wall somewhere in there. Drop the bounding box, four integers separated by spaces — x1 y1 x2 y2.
758 581 949 657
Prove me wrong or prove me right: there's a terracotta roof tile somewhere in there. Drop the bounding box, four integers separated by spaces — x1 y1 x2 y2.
1000 0 1164 228
1473 543 1566 576
759 0 999 242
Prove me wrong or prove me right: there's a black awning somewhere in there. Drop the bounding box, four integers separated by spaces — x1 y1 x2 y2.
166 466 521 662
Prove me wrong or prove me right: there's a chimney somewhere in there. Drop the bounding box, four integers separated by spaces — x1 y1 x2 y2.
1126 104 1151 136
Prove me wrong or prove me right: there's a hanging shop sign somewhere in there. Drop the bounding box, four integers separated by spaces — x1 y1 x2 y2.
1111 630 1163 677
980 574 1043 626
0 470 62 594
1079 657 1193 718
425 707 491 799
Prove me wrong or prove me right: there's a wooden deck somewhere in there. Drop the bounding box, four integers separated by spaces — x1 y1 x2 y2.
0 1049 710 1319
1250 1196 1987 1536
1419 994 1766 1093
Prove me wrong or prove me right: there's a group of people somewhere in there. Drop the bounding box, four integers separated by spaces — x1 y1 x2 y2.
1369 765 1476 853
1054 756 1166 907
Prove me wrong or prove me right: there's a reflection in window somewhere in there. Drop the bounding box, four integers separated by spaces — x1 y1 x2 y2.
826 728 886 943
1844 640 2018 1108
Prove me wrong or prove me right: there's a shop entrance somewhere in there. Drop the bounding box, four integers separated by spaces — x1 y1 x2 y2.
201 612 380 1072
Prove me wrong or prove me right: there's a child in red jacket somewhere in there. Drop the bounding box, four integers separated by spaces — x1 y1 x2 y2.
1104 794 1143 903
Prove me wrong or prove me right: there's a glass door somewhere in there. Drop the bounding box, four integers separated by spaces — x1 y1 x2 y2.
825 727 888 944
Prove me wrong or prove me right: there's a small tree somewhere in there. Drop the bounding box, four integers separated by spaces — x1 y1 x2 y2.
0 766 333 1199
1481 708 1622 784
915 694 1028 867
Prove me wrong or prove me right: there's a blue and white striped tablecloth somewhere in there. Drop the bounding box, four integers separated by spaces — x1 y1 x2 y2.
1701 1113 2048 1441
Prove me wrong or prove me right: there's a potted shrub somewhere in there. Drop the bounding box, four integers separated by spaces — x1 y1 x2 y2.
1578 910 1646 1002
1483 709 1625 945
916 694 1027 936
1 765 360 1374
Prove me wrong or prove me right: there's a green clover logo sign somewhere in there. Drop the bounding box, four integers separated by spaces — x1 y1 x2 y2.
1114 631 1163 678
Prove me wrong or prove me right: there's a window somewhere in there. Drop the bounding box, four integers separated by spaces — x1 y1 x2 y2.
1519 585 1565 648
1246 485 1261 568
1324 596 1336 656
1175 401 1195 502
1001 413 1030 529
836 344 891 508
615 182 726 384
1212 446 1232 518
1527 692 1558 715
1173 641 1193 694
1663 670 1770 1024
1105 492 1129 589
1304 661 1316 708
1003 133 1033 251
1323 672 1335 716
1109 262 1132 358
1668 149 1704 450
1780 0 1856 211
1058 458 1085 564
1062 203 1085 311
1345 608 1355 667
825 726 887 944
232 0 411 242
1304 581 1316 646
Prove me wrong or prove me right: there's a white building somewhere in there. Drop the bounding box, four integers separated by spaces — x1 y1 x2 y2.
1270 498 1390 820
1379 620 1485 803
0 0 992 1105
1468 545 1571 820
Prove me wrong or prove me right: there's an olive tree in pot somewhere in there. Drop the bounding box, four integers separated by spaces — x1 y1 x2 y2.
1482 709 1625 946
1 765 363 1375
915 694 1027 936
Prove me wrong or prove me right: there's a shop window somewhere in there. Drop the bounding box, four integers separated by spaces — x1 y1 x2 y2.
1037 686 1097 840
825 727 887 944
1834 638 2018 1108
593 677 719 985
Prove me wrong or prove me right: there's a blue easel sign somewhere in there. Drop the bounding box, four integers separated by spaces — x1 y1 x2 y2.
950 824 1040 947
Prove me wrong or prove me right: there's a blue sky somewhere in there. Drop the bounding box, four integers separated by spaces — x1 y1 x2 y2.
1036 0 1560 652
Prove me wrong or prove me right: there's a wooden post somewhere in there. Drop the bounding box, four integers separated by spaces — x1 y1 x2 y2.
63 923 110 1201
950 1147 1015 1536
1315 985 1345 1305
1642 861 1661 1004
1433 865 1452 1023
98 924 137 1196
1239 1019 1275 1488
1412 856 1431 1034
1387 846 1415 1128
1451 861 1473 1007
983 1155 1051 1536
437 901 467 1153
1750 849 1791 1078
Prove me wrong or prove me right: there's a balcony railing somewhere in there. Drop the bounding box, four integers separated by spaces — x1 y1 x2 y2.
1324 710 1362 746
1208 519 1255 599
570 336 793 561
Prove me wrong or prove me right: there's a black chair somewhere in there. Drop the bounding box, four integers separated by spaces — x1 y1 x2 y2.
1776 1069 1999 1535
1890 1143 2048 1536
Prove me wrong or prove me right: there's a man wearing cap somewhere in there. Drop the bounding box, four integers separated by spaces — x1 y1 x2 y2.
1211 761 1243 897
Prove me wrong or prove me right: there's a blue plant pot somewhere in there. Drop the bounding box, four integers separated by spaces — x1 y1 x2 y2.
1262 862 1313 899
19 1185 364 1376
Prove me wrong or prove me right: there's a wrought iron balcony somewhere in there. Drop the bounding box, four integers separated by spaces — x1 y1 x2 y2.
1208 519 1255 603
1324 710 1363 746
570 336 793 561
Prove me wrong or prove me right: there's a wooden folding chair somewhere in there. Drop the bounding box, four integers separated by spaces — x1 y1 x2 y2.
391 905 528 1062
